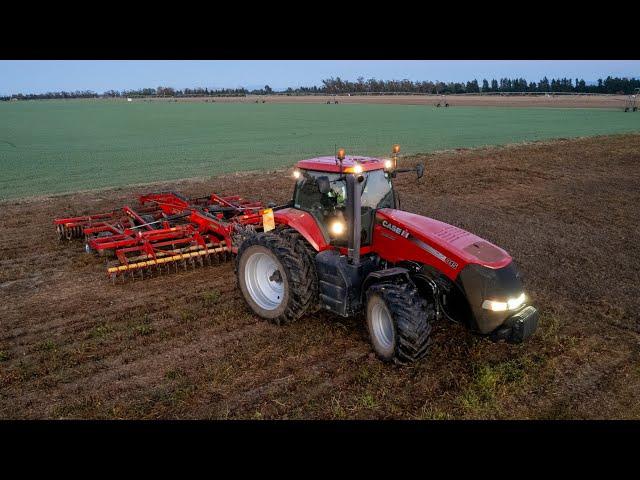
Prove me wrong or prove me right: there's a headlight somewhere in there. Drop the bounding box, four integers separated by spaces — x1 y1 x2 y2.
330 220 345 235
482 293 526 312
507 293 526 310
292 169 301 179
384 159 393 170
353 164 363 174
482 299 508 312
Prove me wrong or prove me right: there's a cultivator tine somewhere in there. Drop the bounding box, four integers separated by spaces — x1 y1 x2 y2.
105 244 232 282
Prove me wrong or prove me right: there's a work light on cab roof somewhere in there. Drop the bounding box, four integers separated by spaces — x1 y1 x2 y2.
386 143 400 170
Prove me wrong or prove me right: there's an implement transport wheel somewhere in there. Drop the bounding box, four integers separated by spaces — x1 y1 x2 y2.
236 229 317 325
365 282 434 364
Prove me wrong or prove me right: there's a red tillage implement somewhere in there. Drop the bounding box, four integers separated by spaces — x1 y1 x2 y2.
54 191 267 281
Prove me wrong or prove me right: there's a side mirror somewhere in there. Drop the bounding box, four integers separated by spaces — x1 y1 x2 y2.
317 176 331 194
416 163 425 179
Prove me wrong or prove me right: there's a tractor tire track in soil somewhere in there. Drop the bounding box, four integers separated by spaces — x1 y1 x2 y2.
1 133 639 419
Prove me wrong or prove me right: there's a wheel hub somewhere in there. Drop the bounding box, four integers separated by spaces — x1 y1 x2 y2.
371 302 394 351
269 270 282 283
245 251 284 311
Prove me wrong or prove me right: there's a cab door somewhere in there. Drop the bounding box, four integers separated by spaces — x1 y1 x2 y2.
359 170 396 246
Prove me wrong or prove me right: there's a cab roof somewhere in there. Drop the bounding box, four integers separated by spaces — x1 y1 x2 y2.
296 156 386 174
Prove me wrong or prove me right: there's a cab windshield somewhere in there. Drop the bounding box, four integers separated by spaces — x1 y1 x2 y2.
293 169 395 244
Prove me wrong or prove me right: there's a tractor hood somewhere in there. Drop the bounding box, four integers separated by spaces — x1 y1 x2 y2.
375 209 512 275
374 209 528 336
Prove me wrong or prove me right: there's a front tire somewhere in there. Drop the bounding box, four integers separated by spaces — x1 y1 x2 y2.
366 282 434 364
236 230 317 325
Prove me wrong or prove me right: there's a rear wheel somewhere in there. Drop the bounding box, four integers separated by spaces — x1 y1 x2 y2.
236 230 317 325
366 282 434 364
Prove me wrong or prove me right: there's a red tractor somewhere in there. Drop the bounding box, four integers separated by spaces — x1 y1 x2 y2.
235 146 539 363
55 145 538 364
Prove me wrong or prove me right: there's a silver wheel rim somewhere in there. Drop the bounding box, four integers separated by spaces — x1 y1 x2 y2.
371 302 394 351
244 251 284 311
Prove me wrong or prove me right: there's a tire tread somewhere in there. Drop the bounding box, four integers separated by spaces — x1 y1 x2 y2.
367 282 434 364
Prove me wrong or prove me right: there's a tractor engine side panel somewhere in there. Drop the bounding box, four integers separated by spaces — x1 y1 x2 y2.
372 209 513 280
371 211 466 281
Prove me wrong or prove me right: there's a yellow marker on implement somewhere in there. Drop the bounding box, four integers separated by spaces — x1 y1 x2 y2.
262 208 275 232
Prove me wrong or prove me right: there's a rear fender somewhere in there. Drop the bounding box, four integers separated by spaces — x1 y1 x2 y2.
273 208 330 252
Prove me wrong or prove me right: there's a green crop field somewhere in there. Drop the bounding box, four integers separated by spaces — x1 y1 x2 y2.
1 99 638 200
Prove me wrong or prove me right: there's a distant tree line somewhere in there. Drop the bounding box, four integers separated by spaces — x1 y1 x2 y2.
1 90 101 101
2 77 639 101
317 76 640 95
0 86 258 101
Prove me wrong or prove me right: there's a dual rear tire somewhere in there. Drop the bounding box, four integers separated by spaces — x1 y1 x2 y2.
236 229 317 325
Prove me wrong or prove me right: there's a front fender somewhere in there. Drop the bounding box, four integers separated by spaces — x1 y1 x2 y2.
274 208 331 252
361 267 411 302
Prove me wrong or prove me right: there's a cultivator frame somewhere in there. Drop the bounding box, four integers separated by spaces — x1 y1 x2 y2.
54 191 267 281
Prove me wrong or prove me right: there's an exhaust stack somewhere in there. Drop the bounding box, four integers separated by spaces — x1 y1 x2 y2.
346 173 362 265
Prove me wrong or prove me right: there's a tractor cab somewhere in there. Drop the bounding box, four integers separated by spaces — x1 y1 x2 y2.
292 155 395 247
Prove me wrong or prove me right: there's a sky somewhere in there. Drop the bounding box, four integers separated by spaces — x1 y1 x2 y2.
0 60 639 95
